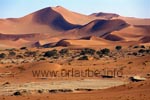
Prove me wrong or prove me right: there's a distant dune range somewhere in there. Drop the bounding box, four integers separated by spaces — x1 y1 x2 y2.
0 6 150 48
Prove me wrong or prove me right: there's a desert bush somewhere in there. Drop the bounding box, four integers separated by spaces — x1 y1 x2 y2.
115 46 122 51
132 52 138 56
75 88 93 92
49 89 58 93
16 55 23 59
100 48 110 55
80 48 95 55
13 91 21 96
20 47 27 50
96 48 110 57
138 49 145 54
37 90 43 94
146 49 150 53
44 49 58 57
39 57 46 60
140 45 145 48
133 45 139 48
59 48 69 55
9 51 16 56
0 53 6 58
24 51 37 57
78 55 88 60
96 51 103 57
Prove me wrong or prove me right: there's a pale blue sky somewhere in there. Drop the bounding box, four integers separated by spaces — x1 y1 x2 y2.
0 0 150 18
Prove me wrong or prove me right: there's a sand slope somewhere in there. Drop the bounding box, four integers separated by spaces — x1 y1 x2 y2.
0 7 80 34
109 25 150 41
0 6 149 48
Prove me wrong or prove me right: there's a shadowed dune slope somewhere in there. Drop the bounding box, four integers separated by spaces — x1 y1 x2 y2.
58 19 128 39
52 6 96 25
0 7 81 34
81 19 128 33
56 36 114 47
109 25 150 41
90 12 119 19
0 6 149 48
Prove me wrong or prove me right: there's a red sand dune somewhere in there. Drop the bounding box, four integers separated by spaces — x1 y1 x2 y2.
52 6 96 25
0 6 149 48
0 7 80 34
90 12 119 19
109 25 150 41
116 16 150 25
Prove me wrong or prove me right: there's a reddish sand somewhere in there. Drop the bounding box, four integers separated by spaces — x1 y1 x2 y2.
0 6 150 100
0 80 150 100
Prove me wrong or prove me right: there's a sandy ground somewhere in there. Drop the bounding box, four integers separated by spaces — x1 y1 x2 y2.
0 6 149 100
0 79 127 96
0 44 149 100
0 80 150 100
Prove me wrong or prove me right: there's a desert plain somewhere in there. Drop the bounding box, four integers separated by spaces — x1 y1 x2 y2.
0 6 150 100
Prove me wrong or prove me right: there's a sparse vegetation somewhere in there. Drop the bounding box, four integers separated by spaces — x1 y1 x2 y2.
13 91 21 96
59 48 69 55
49 89 73 93
80 48 95 55
146 49 150 53
78 55 88 60
9 51 16 56
37 90 43 94
0 45 149 66
115 46 122 51
138 49 145 54
44 49 58 57
20 47 27 50
39 57 46 60
16 55 23 59
100 48 110 55
141 45 145 48
96 51 103 57
133 45 139 48
24 51 37 57
132 52 138 56
0 53 6 58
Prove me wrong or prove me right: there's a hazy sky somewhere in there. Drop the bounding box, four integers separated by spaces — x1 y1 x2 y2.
0 0 150 18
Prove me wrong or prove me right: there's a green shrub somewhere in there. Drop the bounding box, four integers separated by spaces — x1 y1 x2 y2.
115 46 122 51
140 45 145 48
132 52 138 56
96 51 103 57
80 48 95 55
16 55 23 58
138 49 145 53
100 48 110 55
9 51 16 56
24 51 37 57
20 47 27 50
59 48 69 55
78 56 88 60
146 50 150 53
39 58 46 60
0 53 6 58
133 46 139 48
44 49 58 57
